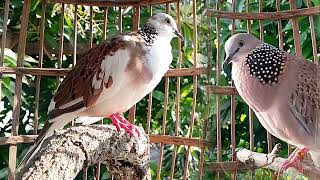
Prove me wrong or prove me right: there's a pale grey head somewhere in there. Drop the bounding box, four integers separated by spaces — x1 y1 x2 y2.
145 13 183 40
223 33 286 85
223 33 263 70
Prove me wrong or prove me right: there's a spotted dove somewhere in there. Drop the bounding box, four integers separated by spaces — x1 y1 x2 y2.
223 33 320 171
17 13 183 172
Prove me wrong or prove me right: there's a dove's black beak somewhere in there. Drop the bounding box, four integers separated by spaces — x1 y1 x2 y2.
222 55 233 70
222 48 239 70
174 29 184 41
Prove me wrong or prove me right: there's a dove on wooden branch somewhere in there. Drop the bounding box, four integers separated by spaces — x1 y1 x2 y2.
223 33 320 172
17 13 183 172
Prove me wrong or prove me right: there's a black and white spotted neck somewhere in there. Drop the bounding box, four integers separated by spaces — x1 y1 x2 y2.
245 43 286 85
138 25 158 46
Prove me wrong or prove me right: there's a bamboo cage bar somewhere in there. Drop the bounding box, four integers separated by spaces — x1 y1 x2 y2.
276 0 284 51
204 162 253 172
102 7 108 41
156 76 169 180
8 0 31 179
146 91 152 134
229 0 237 179
157 4 171 180
246 0 255 157
230 0 236 156
207 6 320 20
82 5 95 179
118 7 123 33
0 0 9 111
290 0 302 57
145 6 153 136
33 0 46 135
170 2 182 179
182 0 198 179
245 2 255 178
128 6 137 124
0 0 9 71
89 6 93 48
276 0 292 156
215 0 222 178
73 4 78 66
286 0 302 157
50 0 179 6
0 134 212 147
0 66 207 77
98 7 109 180
197 1 212 179
306 0 319 65
258 0 273 155
56 3 65 85
145 2 154 136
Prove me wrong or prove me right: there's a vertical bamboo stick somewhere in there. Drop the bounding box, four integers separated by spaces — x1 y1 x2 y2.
9 1 31 179
34 0 46 135
182 0 198 179
170 2 182 179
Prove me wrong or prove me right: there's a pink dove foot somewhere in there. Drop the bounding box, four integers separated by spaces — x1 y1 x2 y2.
109 113 140 137
280 147 309 173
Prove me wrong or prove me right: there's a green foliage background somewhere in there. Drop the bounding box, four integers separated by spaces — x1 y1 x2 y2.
0 0 319 179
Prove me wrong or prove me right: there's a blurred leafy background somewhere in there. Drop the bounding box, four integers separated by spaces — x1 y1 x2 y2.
0 0 319 179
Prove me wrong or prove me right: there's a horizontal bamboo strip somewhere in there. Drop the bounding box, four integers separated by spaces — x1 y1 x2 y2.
0 134 213 148
207 85 238 95
23 42 92 55
207 6 320 20
0 67 207 77
203 162 253 172
0 135 37 145
149 134 212 148
49 0 179 6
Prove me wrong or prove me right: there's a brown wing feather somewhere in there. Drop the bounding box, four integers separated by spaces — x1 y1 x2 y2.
51 32 140 117
289 59 319 135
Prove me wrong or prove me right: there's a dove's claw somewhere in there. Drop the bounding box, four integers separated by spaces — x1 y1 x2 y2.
280 147 309 173
109 113 140 137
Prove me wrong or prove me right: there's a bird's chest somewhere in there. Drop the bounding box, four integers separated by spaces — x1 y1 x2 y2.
232 63 279 112
145 39 172 77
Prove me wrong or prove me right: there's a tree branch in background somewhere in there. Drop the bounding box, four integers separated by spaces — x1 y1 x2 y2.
16 125 150 180
236 145 320 179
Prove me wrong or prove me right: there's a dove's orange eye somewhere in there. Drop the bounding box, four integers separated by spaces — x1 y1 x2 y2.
239 40 245 47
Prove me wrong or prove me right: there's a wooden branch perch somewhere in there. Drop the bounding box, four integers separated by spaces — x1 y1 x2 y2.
236 146 320 179
16 125 150 180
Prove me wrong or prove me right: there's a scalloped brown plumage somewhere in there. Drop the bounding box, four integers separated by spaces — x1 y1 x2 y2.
50 33 143 119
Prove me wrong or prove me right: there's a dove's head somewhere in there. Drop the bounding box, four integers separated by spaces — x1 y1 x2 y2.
145 13 183 40
223 33 263 70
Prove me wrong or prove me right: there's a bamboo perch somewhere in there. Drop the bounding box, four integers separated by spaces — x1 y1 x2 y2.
16 125 150 180
236 146 320 179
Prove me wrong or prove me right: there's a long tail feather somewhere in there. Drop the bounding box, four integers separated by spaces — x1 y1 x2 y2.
17 122 55 172
16 113 77 173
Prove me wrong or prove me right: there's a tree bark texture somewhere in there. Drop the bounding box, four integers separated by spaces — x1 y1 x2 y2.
16 125 150 180
236 147 320 179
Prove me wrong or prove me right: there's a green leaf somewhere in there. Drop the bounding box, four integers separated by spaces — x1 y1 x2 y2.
152 90 164 102
1 88 14 107
240 114 247 122
180 84 193 98
312 0 320 5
